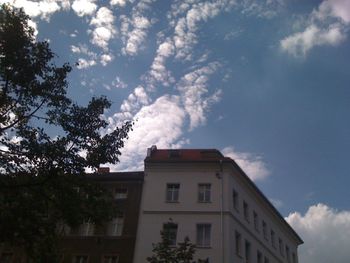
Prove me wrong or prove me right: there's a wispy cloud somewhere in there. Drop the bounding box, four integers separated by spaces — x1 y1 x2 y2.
222 146 270 181
286 203 350 263
177 62 222 130
280 0 350 57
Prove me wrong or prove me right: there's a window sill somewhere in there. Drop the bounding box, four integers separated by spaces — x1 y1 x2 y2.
196 245 211 249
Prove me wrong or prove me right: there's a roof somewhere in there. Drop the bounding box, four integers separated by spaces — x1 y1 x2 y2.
145 148 230 162
87 171 144 182
145 147 303 245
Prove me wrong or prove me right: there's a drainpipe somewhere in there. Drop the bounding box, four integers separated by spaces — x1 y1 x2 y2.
219 159 224 263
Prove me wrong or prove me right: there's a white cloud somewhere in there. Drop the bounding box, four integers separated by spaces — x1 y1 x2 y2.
112 95 187 171
286 204 350 263
110 0 129 7
177 62 222 130
71 0 97 17
119 85 150 115
222 146 270 181
100 53 114 66
76 58 96 69
144 38 176 89
280 0 350 56
89 7 117 49
280 24 345 56
5 0 62 20
112 76 128 89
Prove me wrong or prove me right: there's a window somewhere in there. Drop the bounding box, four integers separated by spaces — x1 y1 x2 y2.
232 189 239 211
257 251 262 263
292 253 296 263
235 231 242 256
196 224 211 247
271 230 276 248
243 201 249 222
0 253 13 263
245 240 251 263
279 238 284 256
108 213 124 236
80 221 94 236
198 184 211 202
115 188 127 199
163 223 178 246
73 255 88 263
103 255 119 263
264 256 269 263
253 211 259 231
262 221 267 240
286 245 290 263
166 184 180 202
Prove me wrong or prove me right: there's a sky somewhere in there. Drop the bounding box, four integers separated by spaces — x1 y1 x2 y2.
2 0 350 262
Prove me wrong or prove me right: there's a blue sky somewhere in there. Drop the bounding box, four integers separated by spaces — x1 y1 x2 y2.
2 0 350 262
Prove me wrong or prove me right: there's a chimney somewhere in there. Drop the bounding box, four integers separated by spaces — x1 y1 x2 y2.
147 145 157 157
97 167 110 174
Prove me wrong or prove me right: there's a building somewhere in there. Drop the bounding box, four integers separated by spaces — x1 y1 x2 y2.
61 171 144 263
133 147 303 263
1 147 303 263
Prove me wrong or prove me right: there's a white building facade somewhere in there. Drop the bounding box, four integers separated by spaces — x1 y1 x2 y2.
133 147 303 263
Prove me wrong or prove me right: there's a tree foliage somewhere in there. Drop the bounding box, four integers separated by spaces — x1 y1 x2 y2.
147 229 209 263
0 4 131 261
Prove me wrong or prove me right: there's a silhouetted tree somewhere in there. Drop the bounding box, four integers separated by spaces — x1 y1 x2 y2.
0 4 131 262
147 228 209 263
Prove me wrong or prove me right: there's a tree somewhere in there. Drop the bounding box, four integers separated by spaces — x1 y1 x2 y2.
0 4 132 262
147 226 209 263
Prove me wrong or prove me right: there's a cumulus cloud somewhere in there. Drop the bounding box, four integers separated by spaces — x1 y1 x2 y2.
286 204 350 263
112 95 187 171
76 58 96 69
100 53 114 66
280 0 350 56
143 38 176 89
177 62 222 130
169 0 236 60
71 0 97 17
120 0 155 56
222 146 270 181
4 0 62 20
89 7 117 50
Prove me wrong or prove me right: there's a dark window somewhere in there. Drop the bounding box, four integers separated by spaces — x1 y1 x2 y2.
163 223 178 246
233 189 239 211
243 201 249 222
103 255 119 263
73 255 88 263
198 184 211 202
245 240 251 263
257 250 262 263
286 245 291 263
0 253 13 263
271 230 276 248
264 256 269 263
262 221 268 240
279 238 284 256
115 188 128 199
253 211 259 231
166 184 180 202
197 224 211 247
235 232 242 256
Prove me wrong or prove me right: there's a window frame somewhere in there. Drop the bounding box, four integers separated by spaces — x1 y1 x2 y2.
198 184 211 203
196 223 211 247
115 188 128 199
108 213 124 236
102 255 119 263
166 183 180 203
163 222 178 246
